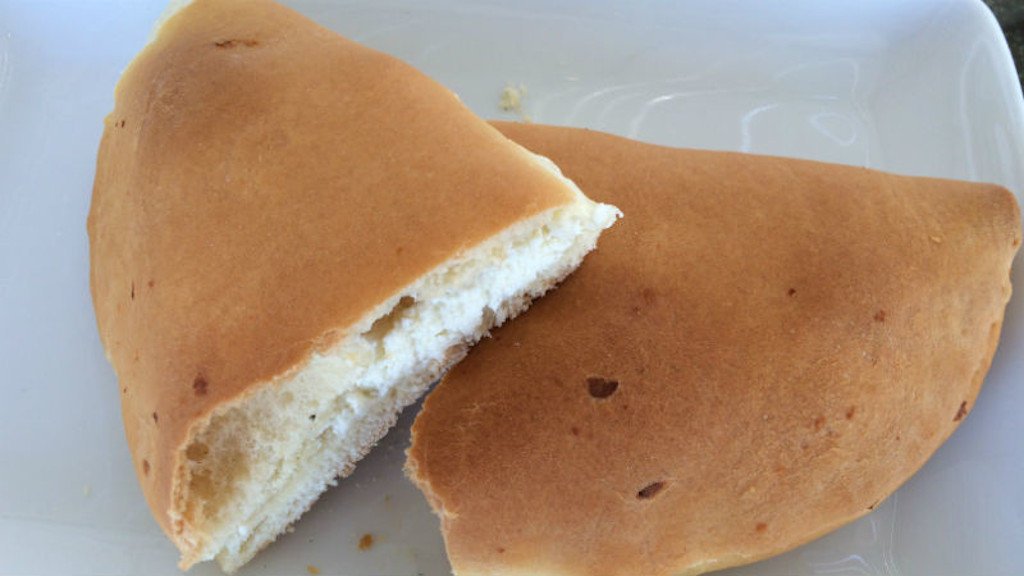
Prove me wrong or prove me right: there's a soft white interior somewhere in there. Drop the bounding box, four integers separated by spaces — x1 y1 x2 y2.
175 161 620 572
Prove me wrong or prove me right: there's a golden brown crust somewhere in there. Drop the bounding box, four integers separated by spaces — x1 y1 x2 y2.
408 122 1022 576
87 0 576 545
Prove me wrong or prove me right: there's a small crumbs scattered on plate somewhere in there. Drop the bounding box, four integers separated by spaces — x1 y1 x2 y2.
306 564 320 575
499 83 532 122
358 533 374 551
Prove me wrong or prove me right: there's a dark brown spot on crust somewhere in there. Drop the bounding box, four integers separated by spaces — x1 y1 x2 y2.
845 406 856 420
587 377 619 398
641 287 657 305
874 310 887 322
214 38 259 48
787 288 797 297
186 442 209 462
357 533 374 551
868 499 882 511
193 375 208 396
637 481 665 499
497 547 506 554
116 119 126 128
142 459 150 475
813 415 826 431
954 401 968 422
130 282 135 300
570 426 580 436
147 279 155 288
755 522 768 533
152 412 158 424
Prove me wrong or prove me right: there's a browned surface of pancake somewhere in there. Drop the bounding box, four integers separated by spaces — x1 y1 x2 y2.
88 0 576 542
408 123 1021 576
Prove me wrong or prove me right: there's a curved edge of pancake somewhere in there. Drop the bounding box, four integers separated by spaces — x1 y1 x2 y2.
687 316 1012 576
406 122 1022 576
88 2 619 571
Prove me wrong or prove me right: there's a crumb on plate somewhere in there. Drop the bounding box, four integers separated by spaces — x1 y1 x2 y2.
499 84 532 122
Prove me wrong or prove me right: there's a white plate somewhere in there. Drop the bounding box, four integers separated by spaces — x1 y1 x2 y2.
1 1 1022 575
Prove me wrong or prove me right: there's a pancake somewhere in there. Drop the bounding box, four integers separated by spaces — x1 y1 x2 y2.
407 122 1021 576
87 4 617 571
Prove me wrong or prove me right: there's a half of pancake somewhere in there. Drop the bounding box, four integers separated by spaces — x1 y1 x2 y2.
407 123 1020 576
87 4 618 572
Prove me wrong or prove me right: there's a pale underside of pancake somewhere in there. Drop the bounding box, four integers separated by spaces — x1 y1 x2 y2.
407 123 1022 576
87 3 618 572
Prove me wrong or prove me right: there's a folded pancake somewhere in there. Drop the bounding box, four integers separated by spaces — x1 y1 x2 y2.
407 123 1021 576
87 4 618 572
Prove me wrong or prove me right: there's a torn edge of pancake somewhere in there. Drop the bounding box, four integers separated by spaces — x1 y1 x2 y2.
172 161 619 571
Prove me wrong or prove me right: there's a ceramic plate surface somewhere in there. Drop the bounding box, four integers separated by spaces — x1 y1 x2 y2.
1 1 1021 575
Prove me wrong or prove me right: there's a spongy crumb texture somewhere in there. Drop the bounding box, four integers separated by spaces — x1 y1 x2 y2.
86 0 617 572
182 202 615 571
